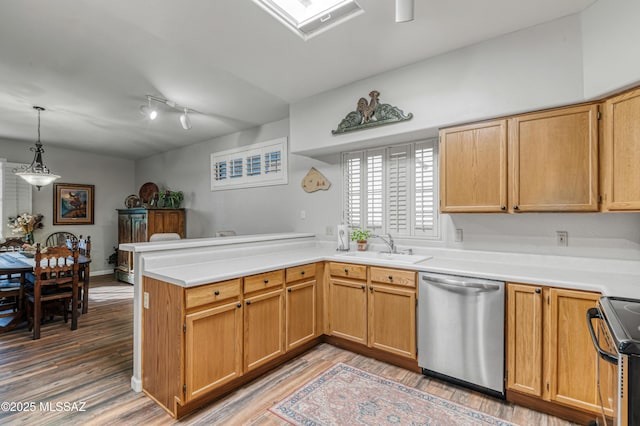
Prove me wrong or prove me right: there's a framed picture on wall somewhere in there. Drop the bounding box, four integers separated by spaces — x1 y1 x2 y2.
53 183 95 225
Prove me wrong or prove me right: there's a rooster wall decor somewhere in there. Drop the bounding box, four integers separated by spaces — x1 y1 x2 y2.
332 90 413 135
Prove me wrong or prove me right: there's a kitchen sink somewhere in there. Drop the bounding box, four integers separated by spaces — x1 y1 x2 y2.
336 251 432 264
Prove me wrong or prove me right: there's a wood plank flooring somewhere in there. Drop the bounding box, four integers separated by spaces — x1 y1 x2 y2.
0 277 578 425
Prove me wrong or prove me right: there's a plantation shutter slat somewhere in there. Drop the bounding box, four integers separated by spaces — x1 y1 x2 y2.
343 152 363 228
366 150 384 231
414 141 436 235
386 145 410 236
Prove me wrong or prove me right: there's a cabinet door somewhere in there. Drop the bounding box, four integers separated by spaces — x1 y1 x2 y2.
440 120 508 212
131 213 148 242
548 288 603 414
602 88 640 211
244 288 284 372
368 284 416 358
506 283 543 397
149 210 186 237
285 279 316 351
328 278 367 344
509 104 599 212
184 301 243 401
117 214 132 270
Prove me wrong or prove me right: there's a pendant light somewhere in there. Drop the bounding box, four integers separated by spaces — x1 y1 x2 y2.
15 106 61 191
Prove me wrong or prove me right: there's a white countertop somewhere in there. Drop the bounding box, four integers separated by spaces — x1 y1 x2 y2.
141 240 640 299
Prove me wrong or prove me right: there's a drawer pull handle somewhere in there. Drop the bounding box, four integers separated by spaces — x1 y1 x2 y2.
388 275 393 280
236 303 241 308
263 279 269 284
214 290 220 296
287 288 292 293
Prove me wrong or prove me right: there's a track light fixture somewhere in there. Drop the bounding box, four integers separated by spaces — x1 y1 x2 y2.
141 95 194 130
395 0 414 22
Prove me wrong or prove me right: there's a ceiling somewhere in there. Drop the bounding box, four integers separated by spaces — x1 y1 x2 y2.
0 0 596 160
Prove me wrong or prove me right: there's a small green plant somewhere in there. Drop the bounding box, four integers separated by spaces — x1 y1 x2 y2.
350 228 371 242
158 190 184 209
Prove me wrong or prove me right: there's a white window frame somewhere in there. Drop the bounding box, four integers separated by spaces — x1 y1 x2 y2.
1 159 33 239
342 138 440 240
210 137 288 191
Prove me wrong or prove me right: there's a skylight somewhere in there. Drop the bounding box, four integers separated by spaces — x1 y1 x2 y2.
253 0 364 40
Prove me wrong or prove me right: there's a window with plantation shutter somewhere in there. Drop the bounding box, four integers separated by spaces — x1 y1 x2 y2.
1 160 33 239
342 139 439 239
211 137 288 190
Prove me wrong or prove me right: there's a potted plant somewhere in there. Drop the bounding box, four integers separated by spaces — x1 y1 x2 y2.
158 190 184 209
350 228 371 251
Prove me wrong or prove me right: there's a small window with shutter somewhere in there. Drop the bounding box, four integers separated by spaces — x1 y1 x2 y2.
1 160 33 239
342 138 439 239
211 137 288 190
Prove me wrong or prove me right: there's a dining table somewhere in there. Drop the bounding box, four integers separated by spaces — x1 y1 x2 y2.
0 250 91 332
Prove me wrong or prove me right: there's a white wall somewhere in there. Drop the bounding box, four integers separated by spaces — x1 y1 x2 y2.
290 15 584 156
581 0 640 98
135 8 640 261
0 138 135 274
135 119 343 239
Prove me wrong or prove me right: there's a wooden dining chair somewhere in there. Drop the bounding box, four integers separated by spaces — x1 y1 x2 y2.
77 236 91 314
25 243 79 340
45 231 77 248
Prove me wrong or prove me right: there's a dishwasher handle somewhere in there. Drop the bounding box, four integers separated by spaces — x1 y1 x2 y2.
423 274 502 292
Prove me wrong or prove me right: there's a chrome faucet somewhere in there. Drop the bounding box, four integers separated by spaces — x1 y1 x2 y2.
373 233 397 253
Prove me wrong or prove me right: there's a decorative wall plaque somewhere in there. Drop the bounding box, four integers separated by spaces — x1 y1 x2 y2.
301 167 331 193
332 90 413 135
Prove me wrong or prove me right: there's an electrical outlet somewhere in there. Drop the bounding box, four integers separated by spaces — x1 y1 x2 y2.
325 226 334 236
556 231 568 247
455 228 463 242
143 292 149 309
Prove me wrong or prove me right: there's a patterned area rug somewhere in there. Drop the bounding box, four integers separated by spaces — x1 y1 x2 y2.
270 363 517 426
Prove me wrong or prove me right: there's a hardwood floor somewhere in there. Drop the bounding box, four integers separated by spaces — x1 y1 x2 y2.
0 277 578 425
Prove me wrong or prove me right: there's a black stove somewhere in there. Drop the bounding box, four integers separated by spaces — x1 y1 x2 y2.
599 296 640 355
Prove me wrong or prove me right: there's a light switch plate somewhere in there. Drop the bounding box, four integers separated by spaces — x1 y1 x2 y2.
455 228 463 242
143 291 149 309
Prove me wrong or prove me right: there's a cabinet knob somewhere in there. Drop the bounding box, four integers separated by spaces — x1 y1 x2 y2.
344 268 349 274
214 290 220 296
246 300 251 305
236 303 241 308
263 279 269 284
388 275 393 281
301 271 305 275
287 288 292 293
513 205 520 210
369 286 374 292
501 205 506 211
361 285 365 290
535 288 541 294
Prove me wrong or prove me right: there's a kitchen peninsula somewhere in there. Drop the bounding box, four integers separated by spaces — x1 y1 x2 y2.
121 232 640 420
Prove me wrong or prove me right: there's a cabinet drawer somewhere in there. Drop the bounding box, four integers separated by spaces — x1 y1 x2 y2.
185 279 241 310
286 264 316 283
370 267 415 288
244 270 284 294
328 262 367 280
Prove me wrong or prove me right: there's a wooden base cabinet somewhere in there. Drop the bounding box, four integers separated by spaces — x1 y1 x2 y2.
328 262 416 359
506 283 614 419
285 264 317 351
185 300 243 401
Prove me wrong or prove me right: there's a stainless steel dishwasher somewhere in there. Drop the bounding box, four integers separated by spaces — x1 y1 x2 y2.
418 272 505 398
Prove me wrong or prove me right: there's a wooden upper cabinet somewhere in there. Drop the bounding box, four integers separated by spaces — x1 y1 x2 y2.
509 104 599 212
439 120 508 212
602 87 640 211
